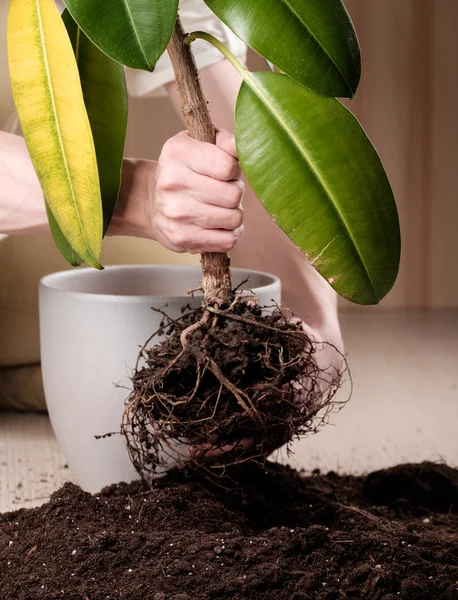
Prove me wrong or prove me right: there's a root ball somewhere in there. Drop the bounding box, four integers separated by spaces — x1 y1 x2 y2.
122 297 347 481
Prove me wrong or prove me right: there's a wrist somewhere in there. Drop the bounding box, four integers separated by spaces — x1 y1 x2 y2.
108 158 157 239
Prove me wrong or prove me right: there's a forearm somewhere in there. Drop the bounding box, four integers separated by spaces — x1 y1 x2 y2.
0 131 158 239
0 131 48 235
108 158 158 239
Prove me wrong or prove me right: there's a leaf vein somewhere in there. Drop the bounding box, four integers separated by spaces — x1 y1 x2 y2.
35 0 97 264
277 0 353 96
246 74 377 299
121 0 152 70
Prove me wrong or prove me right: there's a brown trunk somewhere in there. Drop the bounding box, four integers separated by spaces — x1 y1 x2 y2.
167 17 233 305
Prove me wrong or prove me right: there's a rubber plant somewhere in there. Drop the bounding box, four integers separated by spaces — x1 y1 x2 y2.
7 0 400 305
7 0 401 473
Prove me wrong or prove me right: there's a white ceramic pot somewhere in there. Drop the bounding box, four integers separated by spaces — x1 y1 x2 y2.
39 265 281 493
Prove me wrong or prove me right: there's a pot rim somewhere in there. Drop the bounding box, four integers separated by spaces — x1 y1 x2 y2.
39 264 281 304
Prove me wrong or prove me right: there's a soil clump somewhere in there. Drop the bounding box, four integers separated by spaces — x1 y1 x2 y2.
2 461 458 600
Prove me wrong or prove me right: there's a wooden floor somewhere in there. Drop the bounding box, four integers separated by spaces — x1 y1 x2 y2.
1 310 457 513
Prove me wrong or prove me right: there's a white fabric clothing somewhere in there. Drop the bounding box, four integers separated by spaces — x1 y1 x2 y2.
0 0 246 133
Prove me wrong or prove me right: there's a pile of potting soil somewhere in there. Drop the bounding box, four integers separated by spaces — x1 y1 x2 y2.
1 461 458 600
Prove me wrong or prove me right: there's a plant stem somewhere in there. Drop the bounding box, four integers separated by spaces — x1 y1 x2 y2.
184 32 247 78
167 17 233 306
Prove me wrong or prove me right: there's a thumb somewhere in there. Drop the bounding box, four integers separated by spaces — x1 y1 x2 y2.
215 128 238 159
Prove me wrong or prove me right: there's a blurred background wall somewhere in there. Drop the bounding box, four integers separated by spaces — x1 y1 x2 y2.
125 0 458 309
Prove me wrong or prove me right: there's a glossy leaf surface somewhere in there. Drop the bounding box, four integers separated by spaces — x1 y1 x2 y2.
7 0 102 268
45 11 128 266
62 9 128 235
204 0 361 98
64 0 179 70
235 72 400 304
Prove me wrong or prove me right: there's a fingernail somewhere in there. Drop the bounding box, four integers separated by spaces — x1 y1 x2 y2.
235 180 245 209
234 225 244 239
234 179 245 193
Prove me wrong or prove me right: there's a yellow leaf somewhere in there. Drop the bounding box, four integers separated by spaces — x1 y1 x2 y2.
7 0 103 268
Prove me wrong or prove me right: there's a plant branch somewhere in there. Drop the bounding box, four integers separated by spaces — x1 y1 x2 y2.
167 17 232 306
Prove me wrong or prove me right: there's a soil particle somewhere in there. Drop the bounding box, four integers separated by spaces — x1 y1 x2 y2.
1 461 458 599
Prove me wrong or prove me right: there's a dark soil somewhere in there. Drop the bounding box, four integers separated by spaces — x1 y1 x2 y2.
1 461 458 600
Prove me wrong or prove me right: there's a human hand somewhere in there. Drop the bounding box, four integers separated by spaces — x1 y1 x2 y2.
152 129 245 253
109 130 245 249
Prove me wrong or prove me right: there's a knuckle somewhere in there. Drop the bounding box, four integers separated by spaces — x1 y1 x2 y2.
217 156 237 181
217 131 237 156
223 182 243 209
225 238 237 252
219 209 243 231
232 209 244 229
198 214 213 230
162 199 186 221
161 134 186 161
230 181 244 207
157 167 188 194
222 233 238 252
156 167 177 192
159 141 174 163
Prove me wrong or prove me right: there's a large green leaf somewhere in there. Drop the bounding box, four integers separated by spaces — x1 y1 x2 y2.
204 0 361 98
62 9 128 235
63 0 179 71
42 10 128 267
235 72 400 305
7 0 102 269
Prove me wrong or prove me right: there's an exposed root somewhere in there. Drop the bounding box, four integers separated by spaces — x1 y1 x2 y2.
122 293 348 483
